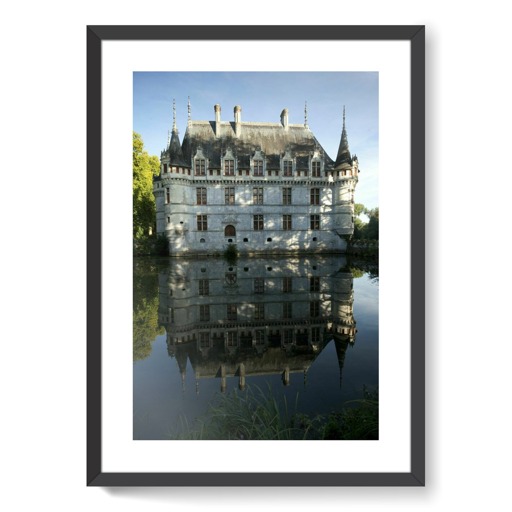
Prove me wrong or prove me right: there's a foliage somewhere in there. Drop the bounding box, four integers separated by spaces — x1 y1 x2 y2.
335 387 379 440
133 131 160 240
172 385 378 440
173 385 308 440
352 204 379 241
133 259 165 361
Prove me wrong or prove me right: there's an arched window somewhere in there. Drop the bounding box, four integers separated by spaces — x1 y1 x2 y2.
224 225 236 237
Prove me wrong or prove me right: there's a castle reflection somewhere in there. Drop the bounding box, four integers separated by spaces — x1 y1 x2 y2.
158 256 356 393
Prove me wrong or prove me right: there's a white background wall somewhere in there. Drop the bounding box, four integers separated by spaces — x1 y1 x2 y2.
1 1 511 510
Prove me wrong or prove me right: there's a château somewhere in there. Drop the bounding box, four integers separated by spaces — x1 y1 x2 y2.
153 101 359 256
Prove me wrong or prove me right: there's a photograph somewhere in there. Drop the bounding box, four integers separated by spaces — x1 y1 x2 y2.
132 71 380 441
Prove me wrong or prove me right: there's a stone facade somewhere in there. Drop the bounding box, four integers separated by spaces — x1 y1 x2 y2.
154 103 359 256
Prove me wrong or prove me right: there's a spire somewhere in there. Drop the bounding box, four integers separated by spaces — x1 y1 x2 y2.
172 98 177 133
167 100 187 166
335 105 352 168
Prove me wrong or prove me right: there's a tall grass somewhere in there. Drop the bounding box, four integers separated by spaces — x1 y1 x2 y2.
171 385 378 440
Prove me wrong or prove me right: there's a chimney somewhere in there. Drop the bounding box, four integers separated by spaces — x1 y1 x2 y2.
214 104 221 137
280 108 289 130
234 105 242 137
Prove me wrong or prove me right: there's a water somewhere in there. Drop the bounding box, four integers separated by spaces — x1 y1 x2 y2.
133 255 378 440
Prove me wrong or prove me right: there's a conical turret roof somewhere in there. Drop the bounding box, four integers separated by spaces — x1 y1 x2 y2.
335 106 352 168
167 99 189 167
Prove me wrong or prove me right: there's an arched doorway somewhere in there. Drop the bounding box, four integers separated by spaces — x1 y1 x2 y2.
224 225 236 237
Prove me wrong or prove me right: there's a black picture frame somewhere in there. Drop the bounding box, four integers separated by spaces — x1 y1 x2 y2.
87 25 425 486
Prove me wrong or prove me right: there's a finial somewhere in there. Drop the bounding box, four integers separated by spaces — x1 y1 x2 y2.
172 98 177 132
304 100 308 128
343 105 346 130
187 96 191 122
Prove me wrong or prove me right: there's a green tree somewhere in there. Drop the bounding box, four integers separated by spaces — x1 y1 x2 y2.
353 203 367 240
354 203 366 217
352 204 379 241
365 207 379 240
133 131 160 239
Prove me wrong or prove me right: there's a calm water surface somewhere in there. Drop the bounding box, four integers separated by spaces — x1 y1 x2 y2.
133 255 378 439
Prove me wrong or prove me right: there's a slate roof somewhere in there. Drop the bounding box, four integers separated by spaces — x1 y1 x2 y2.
180 119 335 169
167 128 188 167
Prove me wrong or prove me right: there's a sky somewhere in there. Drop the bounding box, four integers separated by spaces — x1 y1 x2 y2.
133 72 378 209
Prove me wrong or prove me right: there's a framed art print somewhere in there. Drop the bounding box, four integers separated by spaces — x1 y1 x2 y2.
87 25 425 486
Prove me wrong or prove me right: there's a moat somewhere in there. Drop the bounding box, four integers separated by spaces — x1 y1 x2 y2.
133 254 378 440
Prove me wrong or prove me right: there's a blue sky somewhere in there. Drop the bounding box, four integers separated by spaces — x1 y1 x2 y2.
133 72 378 209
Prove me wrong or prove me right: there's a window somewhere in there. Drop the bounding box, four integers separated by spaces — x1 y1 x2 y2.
282 187 292 205
254 277 264 294
254 303 265 320
310 214 320 230
224 225 236 237
312 161 321 177
310 301 320 318
163 163 168 173
199 305 210 322
255 330 265 345
310 276 320 292
227 304 237 321
283 302 292 319
196 187 207 205
283 214 292 231
283 160 293 176
197 214 208 231
194 158 206 176
226 331 237 347
311 327 321 343
310 188 320 205
283 329 293 344
198 279 209 296
283 277 292 293
165 187 170 204
253 187 263 205
253 214 264 231
253 159 263 176
224 159 235 176
225 187 235 205
199 332 210 347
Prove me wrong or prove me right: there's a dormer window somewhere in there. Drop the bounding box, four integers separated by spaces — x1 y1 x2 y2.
195 158 206 176
224 159 235 176
253 159 264 176
312 160 321 177
283 160 293 177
